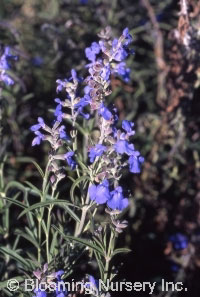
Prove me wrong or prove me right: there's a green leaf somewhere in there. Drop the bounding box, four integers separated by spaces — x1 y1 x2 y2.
52 225 104 256
18 200 80 222
24 181 42 196
5 181 27 193
1 288 13 296
50 231 58 256
70 175 90 203
0 196 27 210
14 229 39 249
58 204 80 223
0 276 24 289
15 157 44 178
112 248 131 257
94 250 104 279
0 247 31 269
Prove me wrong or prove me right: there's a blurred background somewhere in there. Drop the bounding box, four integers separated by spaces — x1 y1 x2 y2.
1 0 200 296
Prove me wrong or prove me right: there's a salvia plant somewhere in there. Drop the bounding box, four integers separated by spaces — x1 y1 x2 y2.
0 27 144 297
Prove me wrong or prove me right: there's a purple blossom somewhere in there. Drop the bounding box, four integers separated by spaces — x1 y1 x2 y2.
86 275 99 293
123 28 133 46
33 289 47 297
55 270 68 297
111 28 133 62
113 47 128 62
115 62 130 82
59 126 69 140
56 79 68 93
55 103 63 122
128 155 144 173
89 180 111 204
32 131 44 146
85 42 100 62
169 233 188 251
98 103 112 120
0 46 17 85
89 144 106 163
114 140 135 155
64 151 76 170
88 275 99 288
107 186 129 210
56 270 64 279
71 69 78 82
99 40 107 52
30 117 45 132
101 65 111 81
74 95 91 119
122 120 135 136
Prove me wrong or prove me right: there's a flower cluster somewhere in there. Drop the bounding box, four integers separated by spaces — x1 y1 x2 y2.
33 266 67 297
84 27 133 111
89 181 129 211
0 46 17 85
30 26 144 228
30 117 76 187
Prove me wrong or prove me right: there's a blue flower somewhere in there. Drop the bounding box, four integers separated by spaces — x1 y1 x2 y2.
0 46 17 85
88 275 99 288
55 280 68 297
30 117 45 132
32 131 44 146
115 62 130 82
89 144 106 163
89 180 111 204
85 42 100 62
113 47 128 62
33 289 47 297
71 69 78 82
55 103 63 122
122 28 133 46
128 155 144 173
86 275 99 294
114 140 135 155
107 186 129 210
169 233 188 251
56 270 64 279
99 40 107 52
59 126 69 140
75 95 91 119
64 152 76 170
122 120 135 135
101 65 111 81
98 103 112 120
56 79 68 93
80 0 88 4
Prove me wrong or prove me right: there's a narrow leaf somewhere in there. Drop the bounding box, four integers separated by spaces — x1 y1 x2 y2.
52 225 104 256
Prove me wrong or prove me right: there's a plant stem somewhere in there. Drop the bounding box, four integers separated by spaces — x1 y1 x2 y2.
38 218 42 263
75 205 88 237
37 159 51 263
46 205 53 263
74 181 91 237
104 230 114 282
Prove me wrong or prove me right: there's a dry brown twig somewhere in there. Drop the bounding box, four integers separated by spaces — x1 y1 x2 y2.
141 0 169 108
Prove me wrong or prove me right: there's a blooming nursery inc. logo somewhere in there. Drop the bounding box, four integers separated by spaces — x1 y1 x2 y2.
1 27 144 297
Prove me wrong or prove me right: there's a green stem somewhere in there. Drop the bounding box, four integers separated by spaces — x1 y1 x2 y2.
104 230 115 282
75 183 91 237
37 159 51 263
46 206 53 263
38 218 42 263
